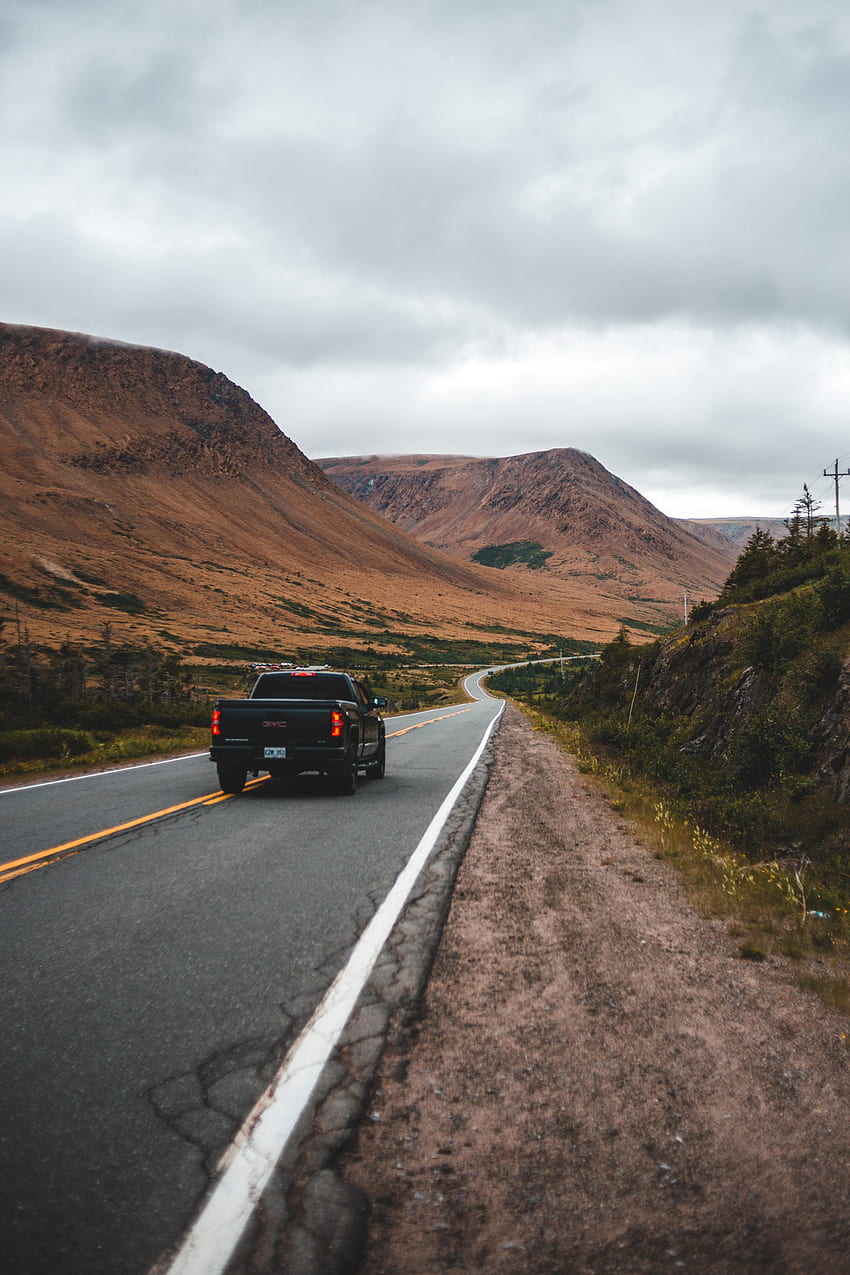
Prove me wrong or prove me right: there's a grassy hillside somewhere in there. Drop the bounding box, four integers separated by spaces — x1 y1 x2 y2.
492 514 850 894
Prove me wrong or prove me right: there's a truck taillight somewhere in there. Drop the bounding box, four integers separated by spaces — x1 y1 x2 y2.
211 708 221 737
330 710 343 738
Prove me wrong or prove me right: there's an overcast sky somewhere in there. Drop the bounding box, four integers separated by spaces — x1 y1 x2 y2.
5 0 850 517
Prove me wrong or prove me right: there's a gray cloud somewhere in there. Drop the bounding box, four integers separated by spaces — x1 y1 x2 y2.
4 0 850 516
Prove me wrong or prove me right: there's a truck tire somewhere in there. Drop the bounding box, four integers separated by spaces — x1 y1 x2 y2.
365 739 386 779
334 746 358 796
217 765 247 794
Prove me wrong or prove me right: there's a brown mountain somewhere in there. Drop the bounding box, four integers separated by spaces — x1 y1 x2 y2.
318 452 738 632
0 324 638 658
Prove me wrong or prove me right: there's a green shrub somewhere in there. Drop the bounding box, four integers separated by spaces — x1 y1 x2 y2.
472 541 553 570
0 728 95 764
816 564 850 631
727 705 812 788
739 593 814 675
688 599 716 623
99 591 147 614
796 643 844 699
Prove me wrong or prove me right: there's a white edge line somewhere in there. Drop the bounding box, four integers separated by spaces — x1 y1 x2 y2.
0 753 208 795
158 700 504 1275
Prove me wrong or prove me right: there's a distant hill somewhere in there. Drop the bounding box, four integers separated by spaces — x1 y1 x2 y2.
0 324 647 657
318 452 738 635
683 517 791 548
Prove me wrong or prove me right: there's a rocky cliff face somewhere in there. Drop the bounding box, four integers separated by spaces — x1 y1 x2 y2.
642 609 771 760
634 605 850 805
812 662 850 802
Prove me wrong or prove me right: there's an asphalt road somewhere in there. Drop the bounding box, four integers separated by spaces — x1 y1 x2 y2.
0 683 501 1275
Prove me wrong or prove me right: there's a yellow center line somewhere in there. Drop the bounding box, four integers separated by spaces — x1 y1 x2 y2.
202 776 267 806
0 776 270 879
387 706 474 738
1 708 472 882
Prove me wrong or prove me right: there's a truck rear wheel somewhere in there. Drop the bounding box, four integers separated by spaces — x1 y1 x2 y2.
333 746 358 796
217 765 247 794
365 739 386 779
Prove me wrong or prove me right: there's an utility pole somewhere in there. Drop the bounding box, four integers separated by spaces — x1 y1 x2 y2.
823 458 850 534
683 588 689 626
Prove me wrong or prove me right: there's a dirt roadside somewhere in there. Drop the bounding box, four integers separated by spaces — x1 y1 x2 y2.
340 704 850 1274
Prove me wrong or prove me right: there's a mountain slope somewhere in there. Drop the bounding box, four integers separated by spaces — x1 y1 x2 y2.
0 324 628 655
318 451 737 632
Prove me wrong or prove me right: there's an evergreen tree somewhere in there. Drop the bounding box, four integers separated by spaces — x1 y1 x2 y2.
719 527 777 599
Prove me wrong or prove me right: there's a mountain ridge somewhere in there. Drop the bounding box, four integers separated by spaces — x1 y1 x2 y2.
318 451 737 629
0 324 636 655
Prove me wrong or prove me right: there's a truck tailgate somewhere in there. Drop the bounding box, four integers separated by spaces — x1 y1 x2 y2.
214 698 341 744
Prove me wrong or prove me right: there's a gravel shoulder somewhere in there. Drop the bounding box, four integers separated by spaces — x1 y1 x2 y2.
341 704 850 1274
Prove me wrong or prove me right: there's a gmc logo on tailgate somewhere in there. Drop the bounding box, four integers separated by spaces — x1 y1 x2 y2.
262 720 287 728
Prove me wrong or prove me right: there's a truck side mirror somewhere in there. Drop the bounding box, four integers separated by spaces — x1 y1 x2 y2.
373 697 388 707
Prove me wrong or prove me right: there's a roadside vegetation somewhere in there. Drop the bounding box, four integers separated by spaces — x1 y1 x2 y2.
0 623 211 777
0 618 589 778
193 630 591 668
489 490 850 1010
514 709 850 1016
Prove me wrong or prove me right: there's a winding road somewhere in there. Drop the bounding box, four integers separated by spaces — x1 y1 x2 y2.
0 675 502 1275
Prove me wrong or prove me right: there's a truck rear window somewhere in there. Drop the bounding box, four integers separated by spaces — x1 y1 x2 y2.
251 673 354 700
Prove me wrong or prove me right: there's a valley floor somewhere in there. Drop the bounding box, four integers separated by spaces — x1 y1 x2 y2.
342 705 850 1274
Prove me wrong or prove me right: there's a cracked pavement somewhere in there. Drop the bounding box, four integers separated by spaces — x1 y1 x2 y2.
220 734 499 1275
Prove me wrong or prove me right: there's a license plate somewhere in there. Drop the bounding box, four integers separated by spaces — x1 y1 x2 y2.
263 746 287 759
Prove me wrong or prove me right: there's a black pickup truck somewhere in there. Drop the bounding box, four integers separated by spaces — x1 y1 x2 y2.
210 669 387 795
